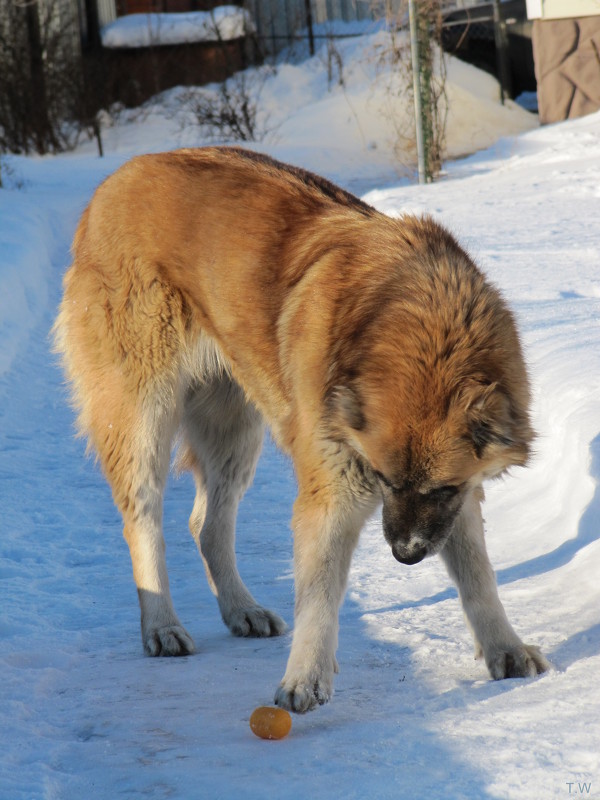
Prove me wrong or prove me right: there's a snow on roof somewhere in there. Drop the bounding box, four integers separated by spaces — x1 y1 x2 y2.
100 5 254 49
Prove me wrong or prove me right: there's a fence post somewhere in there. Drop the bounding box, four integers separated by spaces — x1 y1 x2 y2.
493 0 511 103
304 0 315 55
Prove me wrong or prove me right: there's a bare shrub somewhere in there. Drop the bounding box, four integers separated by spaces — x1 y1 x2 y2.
176 65 276 143
321 35 345 89
0 155 24 189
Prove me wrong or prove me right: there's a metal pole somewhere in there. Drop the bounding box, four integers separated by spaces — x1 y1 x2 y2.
408 0 426 184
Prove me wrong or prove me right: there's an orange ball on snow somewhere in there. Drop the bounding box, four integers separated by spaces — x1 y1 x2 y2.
249 706 292 740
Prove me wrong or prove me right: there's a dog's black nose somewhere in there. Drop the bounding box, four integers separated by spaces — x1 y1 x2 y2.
392 545 427 565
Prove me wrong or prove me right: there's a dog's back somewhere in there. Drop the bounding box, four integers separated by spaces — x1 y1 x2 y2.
54 148 382 467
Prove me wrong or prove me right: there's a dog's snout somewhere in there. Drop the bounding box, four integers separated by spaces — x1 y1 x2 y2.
391 544 427 565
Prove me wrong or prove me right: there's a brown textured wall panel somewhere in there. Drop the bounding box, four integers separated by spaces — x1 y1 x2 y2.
533 17 600 124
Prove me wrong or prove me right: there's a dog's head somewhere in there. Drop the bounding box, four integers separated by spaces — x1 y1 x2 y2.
324 215 533 565
328 367 533 566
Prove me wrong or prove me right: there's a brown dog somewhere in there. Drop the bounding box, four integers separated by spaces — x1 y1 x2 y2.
54 147 549 712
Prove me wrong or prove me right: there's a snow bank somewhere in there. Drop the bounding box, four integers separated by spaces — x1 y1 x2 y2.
0 155 121 385
101 5 253 49
258 30 537 184
0 193 52 380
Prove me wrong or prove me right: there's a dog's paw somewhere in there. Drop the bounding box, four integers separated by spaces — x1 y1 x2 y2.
486 642 550 680
143 625 195 657
224 605 287 638
274 670 333 714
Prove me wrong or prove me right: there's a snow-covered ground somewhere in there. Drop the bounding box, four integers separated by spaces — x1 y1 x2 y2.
1 30 599 800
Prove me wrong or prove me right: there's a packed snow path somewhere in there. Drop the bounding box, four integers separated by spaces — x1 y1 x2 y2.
2 113 600 798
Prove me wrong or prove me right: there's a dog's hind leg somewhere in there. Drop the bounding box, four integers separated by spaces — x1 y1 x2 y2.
120 390 196 657
56 258 195 657
68 365 194 657
182 376 287 638
441 486 550 679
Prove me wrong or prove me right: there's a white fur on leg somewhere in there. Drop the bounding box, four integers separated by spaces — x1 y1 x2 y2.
441 486 550 679
124 396 196 656
275 495 372 713
183 373 287 639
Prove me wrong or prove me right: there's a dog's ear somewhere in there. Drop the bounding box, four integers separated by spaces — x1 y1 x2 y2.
328 385 366 431
461 381 531 463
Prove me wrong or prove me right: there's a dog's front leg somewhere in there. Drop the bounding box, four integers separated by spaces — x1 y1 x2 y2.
441 486 550 679
274 488 366 713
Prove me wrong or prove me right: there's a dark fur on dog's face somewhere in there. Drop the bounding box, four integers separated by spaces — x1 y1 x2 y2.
378 476 464 564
